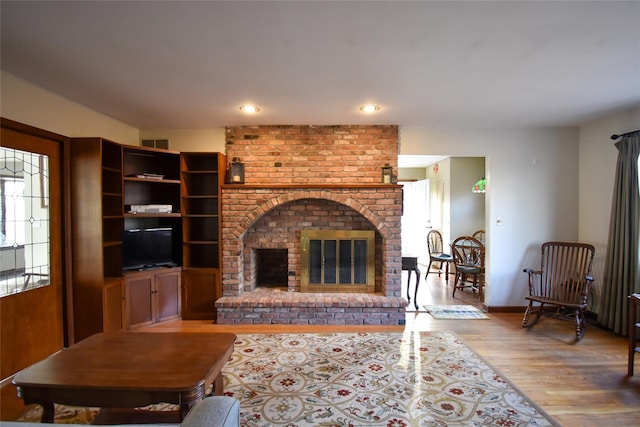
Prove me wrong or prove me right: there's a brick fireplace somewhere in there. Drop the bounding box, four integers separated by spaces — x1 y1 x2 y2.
215 125 407 324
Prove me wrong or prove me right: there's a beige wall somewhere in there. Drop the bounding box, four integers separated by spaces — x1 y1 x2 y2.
449 157 485 239
578 106 640 245
1 70 227 152
398 167 426 181
400 111 639 313
400 127 580 307
1 71 139 144
140 128 225 152
578 105 640 308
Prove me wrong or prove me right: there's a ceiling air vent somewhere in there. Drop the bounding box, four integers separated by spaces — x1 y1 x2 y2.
141 139 169 149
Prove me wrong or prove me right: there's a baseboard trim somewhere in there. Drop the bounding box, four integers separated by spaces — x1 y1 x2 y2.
484 305 526 313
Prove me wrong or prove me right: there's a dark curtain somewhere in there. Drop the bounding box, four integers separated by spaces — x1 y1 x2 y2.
598 131 640 335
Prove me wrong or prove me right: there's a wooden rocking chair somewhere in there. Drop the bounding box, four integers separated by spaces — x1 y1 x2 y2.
522 241 595 340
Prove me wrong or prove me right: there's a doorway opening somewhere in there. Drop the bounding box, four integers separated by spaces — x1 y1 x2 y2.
399 155 487 305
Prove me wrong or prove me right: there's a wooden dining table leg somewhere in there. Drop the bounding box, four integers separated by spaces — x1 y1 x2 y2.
405 264 420 310
406 270 412 307
16 387 55 423
402 257 420 309
412 266 420 310
41 401 55 423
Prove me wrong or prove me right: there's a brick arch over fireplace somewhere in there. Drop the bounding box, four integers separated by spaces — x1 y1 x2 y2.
241 195 384 294
231 190 392 241
221 186 403 299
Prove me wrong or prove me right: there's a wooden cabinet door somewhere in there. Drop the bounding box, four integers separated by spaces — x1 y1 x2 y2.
181 270 219 320
103 279 124 333
125 273 154 329
154 269 181 323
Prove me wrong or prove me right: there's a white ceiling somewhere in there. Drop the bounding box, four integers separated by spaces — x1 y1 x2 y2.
1 1 639 131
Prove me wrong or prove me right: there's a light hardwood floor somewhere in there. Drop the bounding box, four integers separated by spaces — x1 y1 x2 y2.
2 271 639 426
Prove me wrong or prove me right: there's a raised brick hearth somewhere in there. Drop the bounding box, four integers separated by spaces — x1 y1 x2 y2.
216 288 407 325
215 125 407 324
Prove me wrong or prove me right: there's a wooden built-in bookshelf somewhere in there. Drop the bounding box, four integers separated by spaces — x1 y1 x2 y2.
180 152 226 320
69 140 224 341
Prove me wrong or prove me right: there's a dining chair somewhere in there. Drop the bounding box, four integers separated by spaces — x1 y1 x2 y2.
426 230 453 283
472 229 485 245
451 235 485 299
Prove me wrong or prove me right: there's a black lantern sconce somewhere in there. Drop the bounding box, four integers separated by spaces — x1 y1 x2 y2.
381 163 393 184
228 157 245 184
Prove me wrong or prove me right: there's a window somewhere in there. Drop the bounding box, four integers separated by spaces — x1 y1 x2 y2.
0 147 50 296
1 177 25 245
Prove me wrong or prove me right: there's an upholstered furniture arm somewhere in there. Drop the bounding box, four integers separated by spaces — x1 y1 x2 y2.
181 396 240 427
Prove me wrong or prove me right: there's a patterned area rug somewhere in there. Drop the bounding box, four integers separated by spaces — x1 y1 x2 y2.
225 332 556 426
17 402 174 424
18 332 556 426
423 304 490 319
18 404 99 424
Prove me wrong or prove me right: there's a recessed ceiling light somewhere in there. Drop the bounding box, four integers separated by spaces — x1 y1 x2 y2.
360 104 380 113
239 105 260 113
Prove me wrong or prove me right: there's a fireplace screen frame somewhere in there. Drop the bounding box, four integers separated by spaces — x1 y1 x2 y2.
300 229 375 293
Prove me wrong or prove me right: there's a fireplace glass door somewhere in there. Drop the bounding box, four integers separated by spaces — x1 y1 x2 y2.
301 230 374 293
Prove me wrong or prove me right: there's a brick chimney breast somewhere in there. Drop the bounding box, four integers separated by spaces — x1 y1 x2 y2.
225 125 398 185
218 125 406 325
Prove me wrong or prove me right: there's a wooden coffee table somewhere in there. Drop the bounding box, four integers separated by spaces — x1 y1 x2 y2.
12 332 236 423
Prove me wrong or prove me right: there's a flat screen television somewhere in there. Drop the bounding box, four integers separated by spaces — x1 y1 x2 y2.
122 227 176 271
